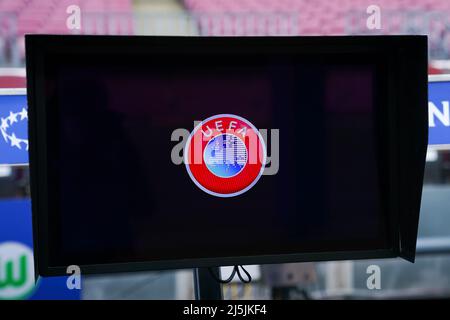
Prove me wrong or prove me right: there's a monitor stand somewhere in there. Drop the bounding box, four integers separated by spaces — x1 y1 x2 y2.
194 267 223 300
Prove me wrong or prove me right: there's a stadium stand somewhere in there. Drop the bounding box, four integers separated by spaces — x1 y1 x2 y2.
0 0 132 34
182 0 450 58
0 0 133 65
1 0 450 65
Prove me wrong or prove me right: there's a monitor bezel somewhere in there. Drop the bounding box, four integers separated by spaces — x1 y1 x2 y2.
26 35 427 276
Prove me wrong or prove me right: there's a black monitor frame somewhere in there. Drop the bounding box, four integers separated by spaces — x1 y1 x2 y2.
26 35 428 276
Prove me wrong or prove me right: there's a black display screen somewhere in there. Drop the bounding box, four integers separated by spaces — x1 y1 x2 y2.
38 40 392 268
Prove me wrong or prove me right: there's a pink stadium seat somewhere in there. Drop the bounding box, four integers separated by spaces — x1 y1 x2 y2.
0 1 27 12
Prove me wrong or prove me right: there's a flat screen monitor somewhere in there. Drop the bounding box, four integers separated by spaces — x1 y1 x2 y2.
26 35 428 276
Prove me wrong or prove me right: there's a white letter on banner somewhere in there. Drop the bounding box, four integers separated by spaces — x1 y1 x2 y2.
429 101 450 127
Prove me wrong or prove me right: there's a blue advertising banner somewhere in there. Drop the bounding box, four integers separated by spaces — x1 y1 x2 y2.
0 199 81 300
0 89 29 165
429 78 450 146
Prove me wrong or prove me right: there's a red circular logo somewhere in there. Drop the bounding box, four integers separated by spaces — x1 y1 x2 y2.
184 114 266 197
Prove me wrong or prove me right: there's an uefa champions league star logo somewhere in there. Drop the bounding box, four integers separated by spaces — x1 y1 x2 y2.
185 114 266 197
0 108 28 150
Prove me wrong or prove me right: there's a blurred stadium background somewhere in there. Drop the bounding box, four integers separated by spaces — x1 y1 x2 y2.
1 0 450 299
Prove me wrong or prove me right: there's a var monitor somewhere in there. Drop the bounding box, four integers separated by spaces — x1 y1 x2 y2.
26 35 428 276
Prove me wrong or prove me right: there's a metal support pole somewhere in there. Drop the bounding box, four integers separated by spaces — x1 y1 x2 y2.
194 267 223 300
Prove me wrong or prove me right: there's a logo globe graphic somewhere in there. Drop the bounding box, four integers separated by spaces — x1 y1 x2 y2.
204 133 247 178
184 114 266 197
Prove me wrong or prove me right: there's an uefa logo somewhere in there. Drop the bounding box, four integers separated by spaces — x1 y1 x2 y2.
184 114 266 197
